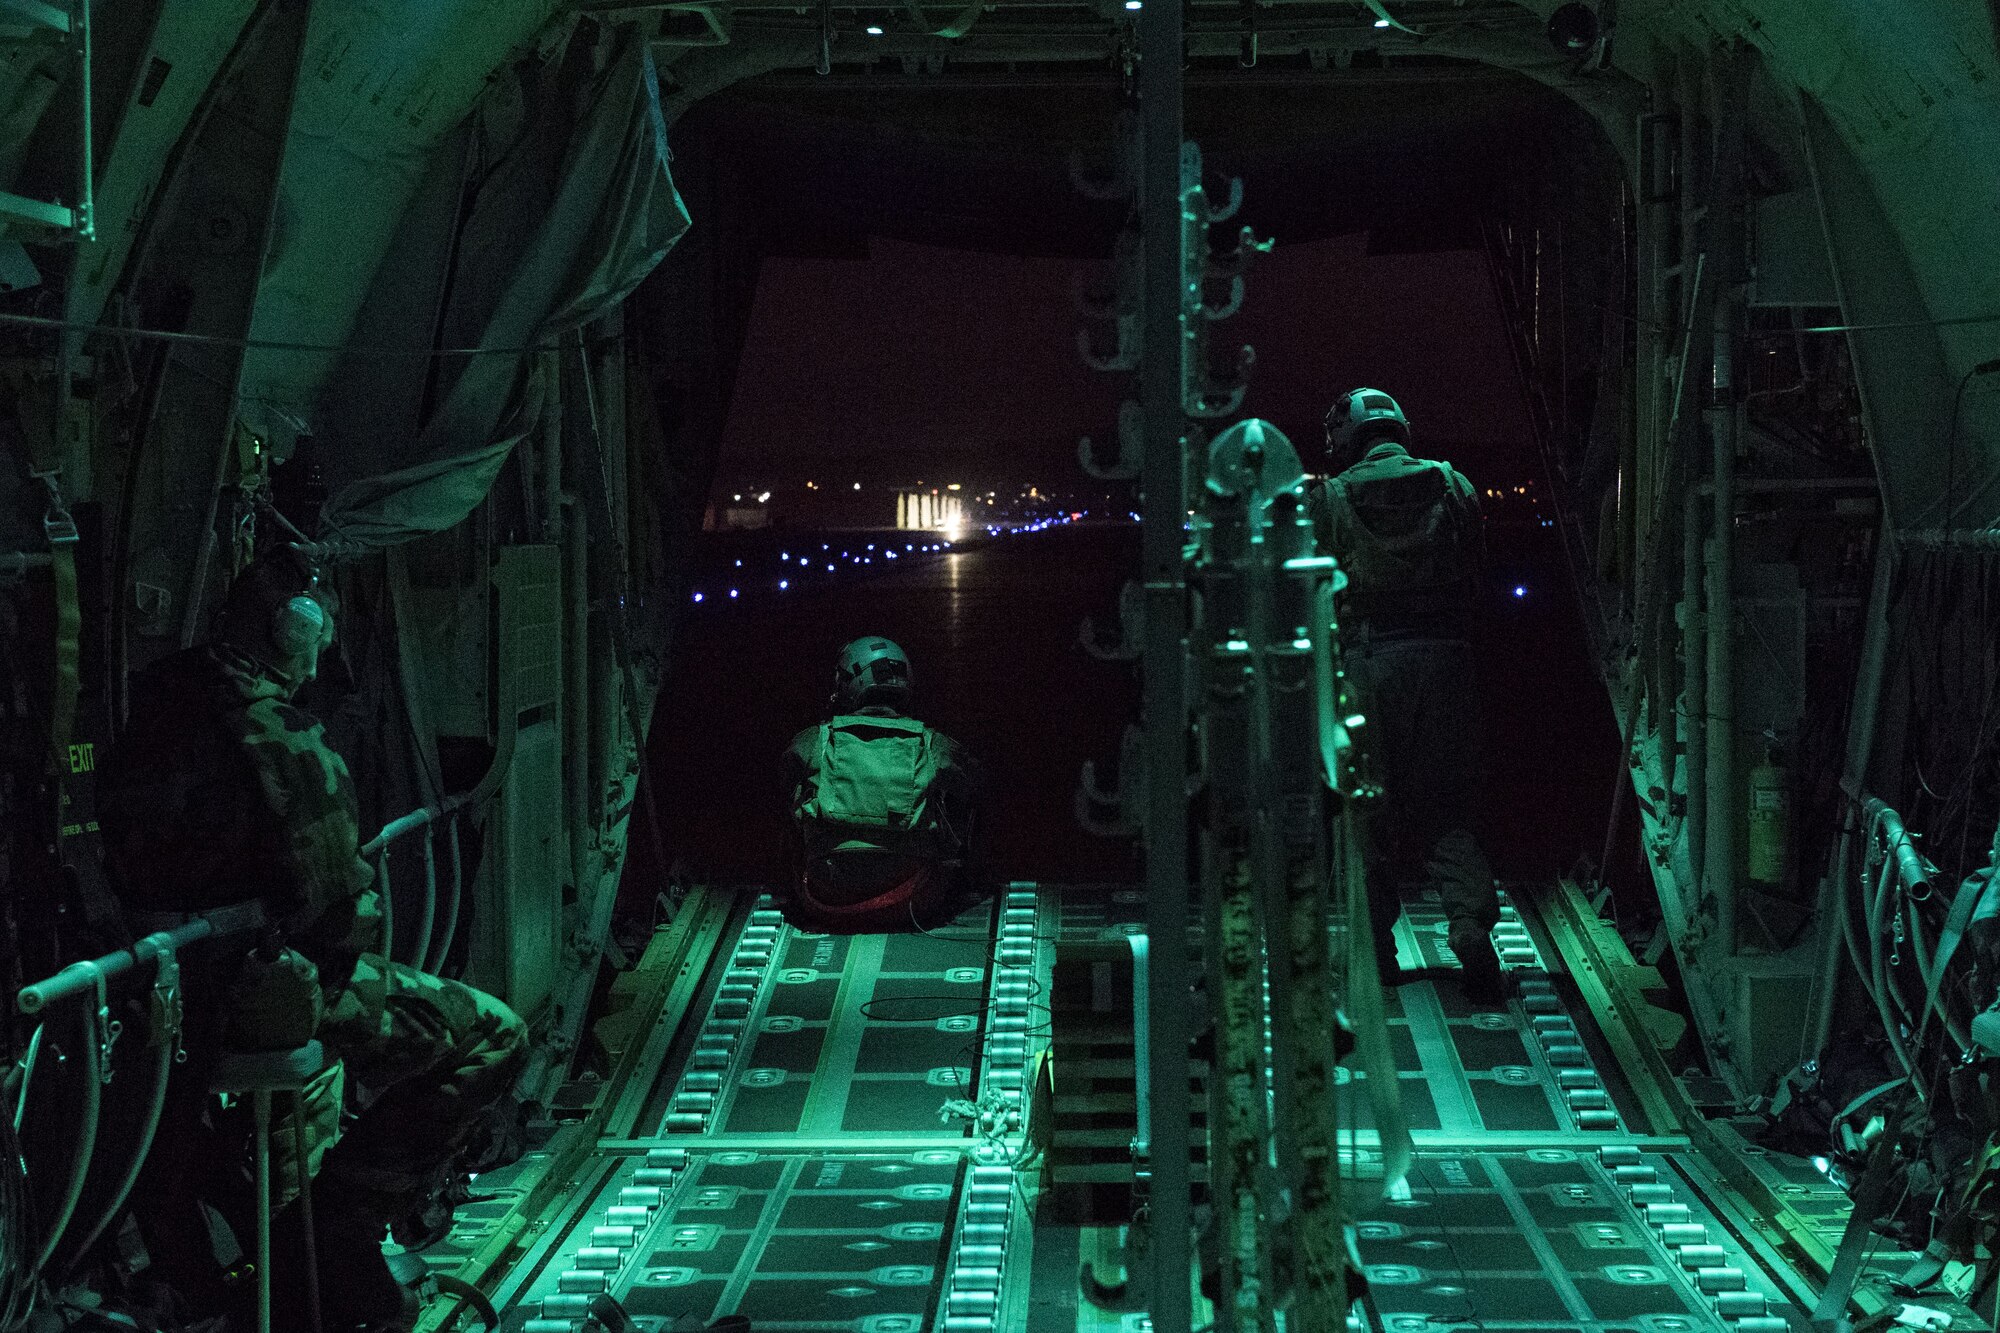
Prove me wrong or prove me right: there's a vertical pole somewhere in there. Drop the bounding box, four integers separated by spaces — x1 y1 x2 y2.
1140 0 1191 1323
1705 293 1736 957
1704 49 1748 959
1807 528 1895 1054
557 351 590 893
76 0 94 242
253 1089 272 1333
1682 480 1706 896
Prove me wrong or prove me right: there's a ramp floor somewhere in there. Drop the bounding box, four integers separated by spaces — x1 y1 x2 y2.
461 885 1964 1332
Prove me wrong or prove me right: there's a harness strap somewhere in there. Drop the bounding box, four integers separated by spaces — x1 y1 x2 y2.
1919 868 1989 1046
1813 1131 1907 1325
37 474 127 941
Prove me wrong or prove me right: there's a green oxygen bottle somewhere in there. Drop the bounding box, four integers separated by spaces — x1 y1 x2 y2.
1747 735 1790 889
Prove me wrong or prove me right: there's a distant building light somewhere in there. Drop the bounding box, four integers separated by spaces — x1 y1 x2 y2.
866 23 884 33
1125 1 1141 9
947 483 961 491
853 482 862 490
1513 585 1527 598
732 494 742 501
779 580 789 589
692 592 704 602
1373 16 1390 26
758 491 771 502
729 589 739 599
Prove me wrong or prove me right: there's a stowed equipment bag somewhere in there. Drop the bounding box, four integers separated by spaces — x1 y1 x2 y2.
795 713 945 855
1319 458 1476 629
789 714 961 932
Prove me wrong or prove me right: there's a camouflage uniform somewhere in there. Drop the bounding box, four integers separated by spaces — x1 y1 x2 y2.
1308 440 1499 960
100 646 527 1220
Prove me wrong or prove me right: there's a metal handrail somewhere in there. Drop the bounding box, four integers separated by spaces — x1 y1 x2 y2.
1864 797 1932 901
361 804 441 859
365 806 468 972
1841 796 1975 1081
15 901 266 1015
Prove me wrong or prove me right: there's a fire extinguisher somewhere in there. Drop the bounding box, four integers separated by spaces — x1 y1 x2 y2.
1747 733 1790 888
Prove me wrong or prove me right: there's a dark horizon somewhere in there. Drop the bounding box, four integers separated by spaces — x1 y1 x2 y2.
718 230 1537 489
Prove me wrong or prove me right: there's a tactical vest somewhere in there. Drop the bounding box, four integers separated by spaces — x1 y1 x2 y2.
1320 457 1476 632
794 713 946 859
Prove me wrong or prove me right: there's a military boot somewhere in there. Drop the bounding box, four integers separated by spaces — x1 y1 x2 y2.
1447 920 1505 1006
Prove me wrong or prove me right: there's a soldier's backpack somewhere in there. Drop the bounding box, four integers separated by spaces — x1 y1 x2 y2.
1322 459 1475 622
794 713 944 857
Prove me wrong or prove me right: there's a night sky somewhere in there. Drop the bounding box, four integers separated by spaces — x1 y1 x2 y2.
659 226 1619 887
721 232 1535 487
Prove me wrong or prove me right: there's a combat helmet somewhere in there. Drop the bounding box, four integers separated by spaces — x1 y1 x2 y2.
1323 387 1410 471
833 636 912 711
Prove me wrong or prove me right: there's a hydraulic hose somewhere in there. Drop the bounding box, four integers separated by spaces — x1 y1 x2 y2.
29 988 104 1280
63 952 183 1275
1871 849 1919 1031
423 817 464 976
1838 841 1883 1014
1866 847 1921 1091
377 841 395 966
408 824 437 975
12 1024 43 1132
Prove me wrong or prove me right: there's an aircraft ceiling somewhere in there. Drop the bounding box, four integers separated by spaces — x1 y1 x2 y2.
1 0 1994 526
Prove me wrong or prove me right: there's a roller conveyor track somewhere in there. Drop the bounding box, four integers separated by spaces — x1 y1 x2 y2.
465 884 1979 1332
488 889 1049 1332
1345 892 1806 1333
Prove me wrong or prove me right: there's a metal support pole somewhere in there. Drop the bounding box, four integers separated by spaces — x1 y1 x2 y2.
253 1089 273 1333
1702 47 1750 957
75 0 93 241
1682 480 1706 895
1704 292 1737 957
17 905 265 1013
1807 528 1895 1054
1140 0 1192 1322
